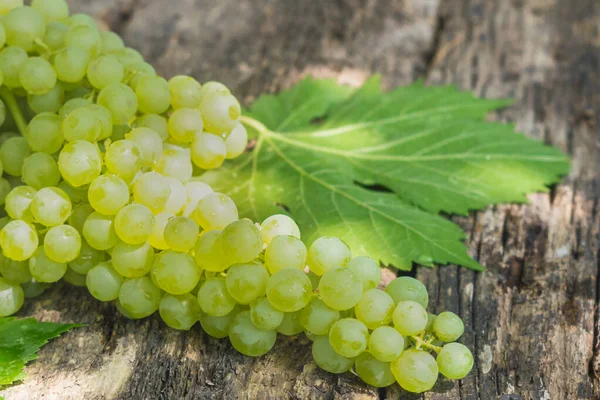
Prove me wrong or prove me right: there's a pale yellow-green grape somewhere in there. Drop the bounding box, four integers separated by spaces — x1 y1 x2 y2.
225 262 269 305
162 177 187 215
193 192 238 230
0 220 38 261
85 104 113 140
197 81 229 104
368 326 404 362
5 185 36 221
40 21 67 52
151 250 200 295
0 46 27 88
126 127 163 168
135 75 170 114
30 186 72 227
100 31 124 53
111 240 154 278
58 140 102 187
249 296 284 330
199 91 241 134
19 57 57 95
153 146 193 183
0 0 23 15
0 277 24 316
355 289 395 330
311 335 353 374
59 97 90 118
86 54 124 89
193 230 229 272
28 245 67 283
168 75 202 109
21 152 61 189
225 123 248 159
53 46 90 83
219 219 262 264
68 240 105 274
197 277 236 317
0 253 30 283
385 276 429 308
31 0 69 21
264 235 307 275
347 256 381 292
436 343 473 379
354 353 396 388
318 267 362 311
23 112 62 154
393 301 428 336
159 293 201 330
260 214 301 245
82 212 118 250
21 278 51 299
182 181 213 217
329 318 368 358
163 216 198 252
266 268 312 313
62 267 86 286
88 174 129 216
391 349 438 393
57 181 89 204
64 24 101 58
133 171 171 213
277 311 303 336
43 224 81 263
114 204 155 244
432 311 464 342
0 177 10 205
118 277 161 319
97 83 138 124
0 136 31 176
112 46 142 66
148 212 173 250
69 13 97 29
168 108 204 143
190 133 226 170
307 237 351 276
228 310 277 357
104 140 142 180
28 83 65 114
199 305 240 339
62 106 102 142
299 298 340 336
3 6 45 52
86 261 123 302
125 61 155 90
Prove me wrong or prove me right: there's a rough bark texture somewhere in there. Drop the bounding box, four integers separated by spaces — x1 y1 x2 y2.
2 0 600 399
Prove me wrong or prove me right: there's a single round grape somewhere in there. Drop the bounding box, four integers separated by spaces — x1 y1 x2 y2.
249 296 283 330
183 181 213 217
21 152 61 189
311 335 353 374
62 267 86 287
28 84 65 114
64 24 102 58
88 174 129 216
219 219 262 264
0 46 27 88
385 276 429 308
224 123 248 159
53 46 90 83
436 342 473 379
391 349 439 393
5 186 36 221
82 212 119 250
86 55 124 89
105 140 142 180
58 140 102 187
193 230 229 272
126 127 163 168
67 240 105 274
318 267 362 311
19 57 56 95
114 204 155 244
328 318 368 358
0 220 38 261
0 0 23 15
199 91 241 133
30 186 72 227
228 310 277 357
393 301 428 336
355 289 395 329
132 172 171 213
1 136 31 176
86 104 113 140
59 98 91 118
0 253 31 283
148 212 173 250
86 261 123 302
197 277 236 317
153 147 193 183
199 306 239 339
100 31 124 53
111 240 154 278
0 277 24 316
112 46 143 66
151 250 200 295
97 83 138 125
162 177 187 215
69 12 97 28
136 75 170 114
168 108 204 143
21 278 50 299
134 113 169 141
159 293 201 330
125 60 156 89
193 192 238 230
225 262 269 305
119 277 161 319
168 75 202 109
190 133 226 170
260 214 300 245
31 0 69 21
368 326 404 362
355 352 396 388
44 224 81 263
347 256 381 291
264 235 307 275
4 6 45 52
266 268 312 313
161 216 198 252
277 311 303 336
299 298 339 336
61 106 102 143
307 237 351 276
41 21 67 52
197 81 230 104
433 311 464 342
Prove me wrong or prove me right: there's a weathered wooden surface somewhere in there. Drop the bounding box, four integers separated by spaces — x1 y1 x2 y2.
2 0 600 399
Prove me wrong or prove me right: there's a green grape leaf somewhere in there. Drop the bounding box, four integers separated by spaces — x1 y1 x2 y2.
0 317 81 386
203 76 570 270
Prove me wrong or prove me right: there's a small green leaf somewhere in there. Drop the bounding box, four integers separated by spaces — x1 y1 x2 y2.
0 317 81 386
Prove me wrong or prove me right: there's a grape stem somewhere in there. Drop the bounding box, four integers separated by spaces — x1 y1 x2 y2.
411 335 442 353
0 87 27 136
239 115 268 133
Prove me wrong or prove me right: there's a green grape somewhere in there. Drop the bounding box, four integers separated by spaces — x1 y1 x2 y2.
432 311 464 342
58 180 89 204
3 6 45 52
53 46 90 83
425 313 436 333
225 262 269 305
385 276 429 308
114 204 154 244
0 253 31 283
0 22 5 49
28 245 66 283
132 171 170 213
159 293 201 330
1 136 31 176
68 204 93 234
0 177 11 205
111 240 153 278
391 349 438 393
307 237 351 276
228 310 277 357
260 214 301 245
136 75 170 114
58 140 102 187
100 31 124 53
110 124 130 142
5 186 36 221
151 250 200 295
68 240 105 274
225 123 248 159
64 24 102 58
311 335 353 374
112 47 143 67
249 296 283 330
199 91 240 134
88 174 129 216
347 256 381 291
393 301 428 336
118 277 161 319
199 306 239 338
153 147 193 183
126 127 163 168
31 0 69 21
0 133 13 151
97 83 138 125
299 298 339 335
0 46 27 88
190 133 226 170
61 106 101 142
266 268 312 313
168 75 202 109
86 55 124 89
59 98 91 118
168 108 204 143
436 342 473 379
43 224 81 263
183 181 213 217
41 21 67 52
277 311 303 336
355 352 396 388
219 219 262 264
62 266 86 286
105 140 143 180
163 177 187 215
193 192 238 230
27 84 64 115
328 318 368 358
193 230 229 272
197 277 236 316
264 235 307 275
85 104 113 140
318 268 362 311
368 326 404 362
86 261 122 301
163 217 198 252
24 112 65 154
30 187 72 227
0 277 24 316
0 220 38 261
148 211 172 250
355 289 395 329
0 0 23 15
21 278 50 299
197 81 230 103
125 61 155 89
19 57 56 95
134 113 169 141
83 212 118 250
